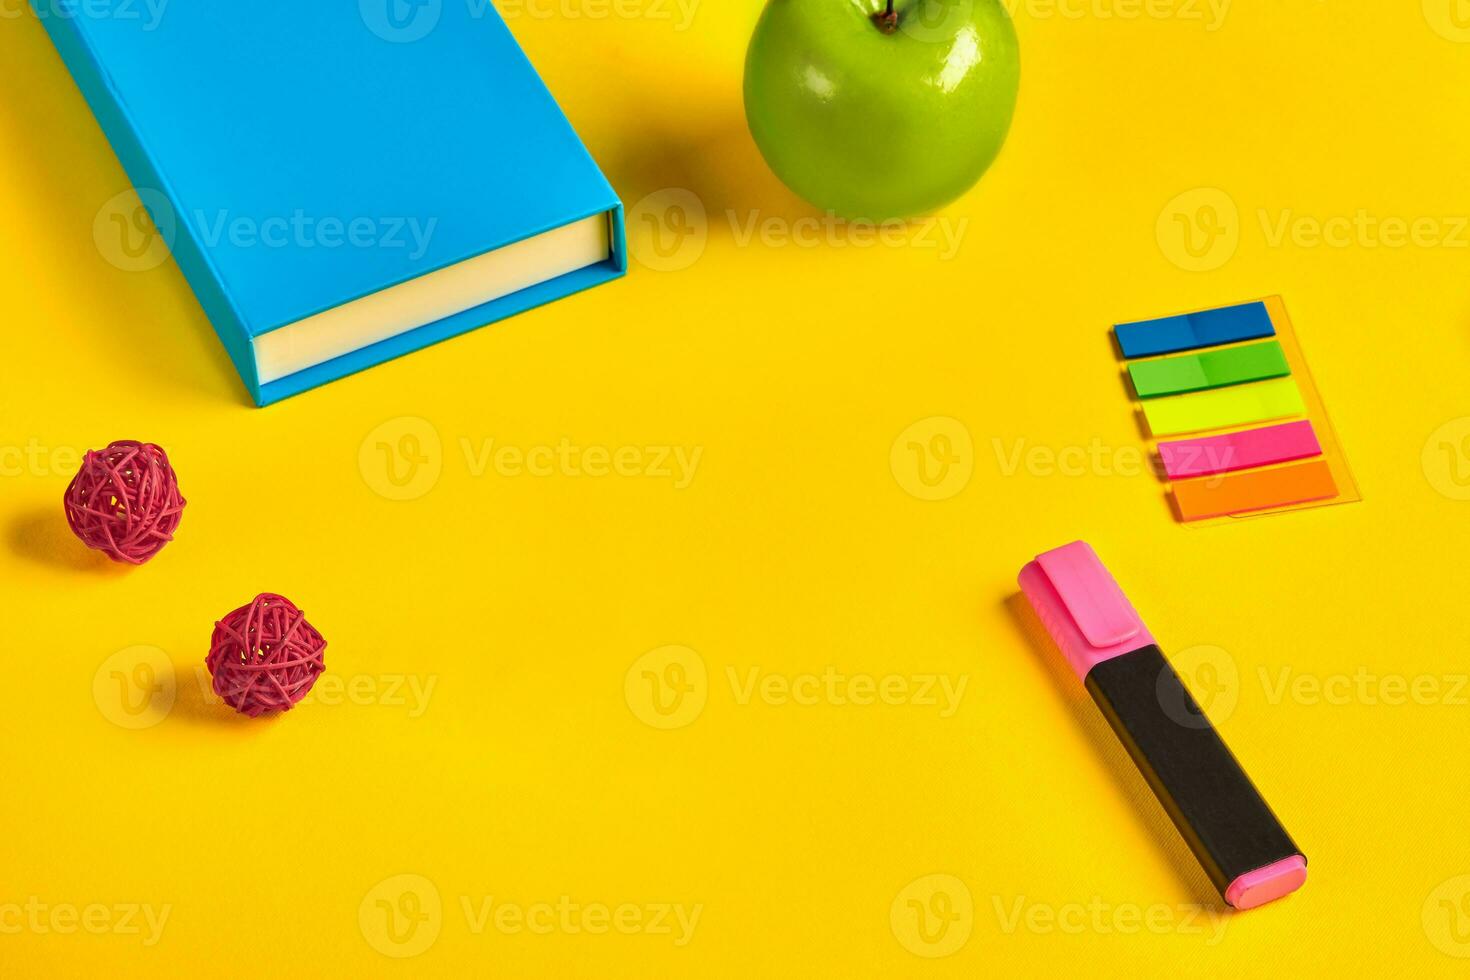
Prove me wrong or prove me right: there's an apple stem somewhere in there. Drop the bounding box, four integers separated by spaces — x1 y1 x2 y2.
873 0 899 34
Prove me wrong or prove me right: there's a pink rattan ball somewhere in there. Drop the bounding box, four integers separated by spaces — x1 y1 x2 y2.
63 440 185 564
207 594 327 717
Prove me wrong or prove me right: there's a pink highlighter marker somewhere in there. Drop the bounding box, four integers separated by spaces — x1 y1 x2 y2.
1018 541 1307 910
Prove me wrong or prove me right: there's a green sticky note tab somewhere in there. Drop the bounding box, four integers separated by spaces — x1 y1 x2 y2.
1142 376 1306 436
1128 340 1291 398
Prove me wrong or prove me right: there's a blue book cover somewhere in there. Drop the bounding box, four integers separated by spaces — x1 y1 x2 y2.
34 1 627 405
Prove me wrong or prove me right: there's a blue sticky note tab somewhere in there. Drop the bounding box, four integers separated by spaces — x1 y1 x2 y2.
1115 302 1276 358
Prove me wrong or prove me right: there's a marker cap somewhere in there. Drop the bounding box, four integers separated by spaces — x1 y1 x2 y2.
1017 541 1154 679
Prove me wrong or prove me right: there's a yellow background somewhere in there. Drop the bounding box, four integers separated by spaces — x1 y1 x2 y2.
3 1 1469 975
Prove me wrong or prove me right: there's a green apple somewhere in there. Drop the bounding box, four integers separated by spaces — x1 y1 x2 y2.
744 0 1020 221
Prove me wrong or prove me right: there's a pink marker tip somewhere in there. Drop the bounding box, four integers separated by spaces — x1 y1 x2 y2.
1225 855 1308 910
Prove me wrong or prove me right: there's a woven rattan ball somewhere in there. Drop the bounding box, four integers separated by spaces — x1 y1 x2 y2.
63 440 185 564
206 594 326 717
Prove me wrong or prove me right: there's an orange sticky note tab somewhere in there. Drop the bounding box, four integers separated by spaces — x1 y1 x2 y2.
1172 458 1338 521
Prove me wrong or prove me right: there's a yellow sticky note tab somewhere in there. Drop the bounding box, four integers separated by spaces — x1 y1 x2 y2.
1142 377 1306 436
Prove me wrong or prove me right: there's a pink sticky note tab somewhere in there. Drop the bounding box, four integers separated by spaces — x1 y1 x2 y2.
1158 420 1322 480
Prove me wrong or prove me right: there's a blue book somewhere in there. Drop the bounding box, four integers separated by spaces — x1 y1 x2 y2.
34 1 626 405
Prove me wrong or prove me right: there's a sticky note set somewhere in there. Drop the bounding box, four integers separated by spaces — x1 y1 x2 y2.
1113 298 1360 524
